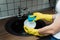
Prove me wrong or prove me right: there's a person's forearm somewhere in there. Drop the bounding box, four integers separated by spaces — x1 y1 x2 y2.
52 14 56 19
38 25 54 35
38 22 59 35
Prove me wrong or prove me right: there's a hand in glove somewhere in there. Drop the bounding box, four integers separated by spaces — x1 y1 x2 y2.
28 12 53 22
24 25 45 36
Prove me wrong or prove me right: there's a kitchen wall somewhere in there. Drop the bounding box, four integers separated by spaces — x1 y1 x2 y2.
0 0 50 19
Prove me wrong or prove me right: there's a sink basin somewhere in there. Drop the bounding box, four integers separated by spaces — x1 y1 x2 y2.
5 15 46 36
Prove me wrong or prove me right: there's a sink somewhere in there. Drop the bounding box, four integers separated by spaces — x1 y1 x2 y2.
5 15 47 36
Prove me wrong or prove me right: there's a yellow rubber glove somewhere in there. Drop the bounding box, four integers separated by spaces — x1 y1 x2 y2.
24 25 45 36
32 12 53 22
